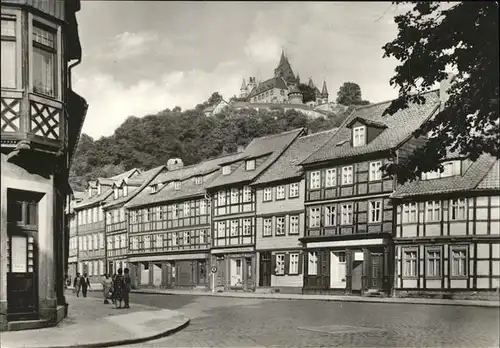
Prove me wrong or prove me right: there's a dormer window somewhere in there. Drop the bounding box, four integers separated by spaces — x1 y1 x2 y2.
123 185 128 197
353 126 366 147
113 187 118 199
174 181 181 190
246 159 256 171
222 165 231 175
421 161 461 180
97 184 101 195
150 184 158 193
88 187 92 198
194 176 203 185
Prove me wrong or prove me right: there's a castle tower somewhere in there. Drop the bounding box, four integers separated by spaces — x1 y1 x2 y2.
321 80 329 104
240 78 248 98
274 49 296 85
288 85 304 104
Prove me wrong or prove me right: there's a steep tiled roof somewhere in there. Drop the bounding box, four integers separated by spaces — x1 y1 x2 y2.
75 187 113 209
73 191 85 200
247 77 288 98
206 128 305 189
109 168 140 181
103 165 165 209
302 90 440 165
252 128 338 185
391 155 499 199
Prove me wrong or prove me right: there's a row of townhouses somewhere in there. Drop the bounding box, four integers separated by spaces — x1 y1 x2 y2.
67 87 500 299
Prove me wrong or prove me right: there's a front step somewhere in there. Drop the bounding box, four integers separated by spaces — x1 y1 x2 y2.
364 289 386 298
8 319 49 331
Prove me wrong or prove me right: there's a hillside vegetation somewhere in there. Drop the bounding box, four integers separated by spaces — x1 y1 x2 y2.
69 95 353 191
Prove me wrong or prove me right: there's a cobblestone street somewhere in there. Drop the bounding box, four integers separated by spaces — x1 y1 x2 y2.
88 292 500 347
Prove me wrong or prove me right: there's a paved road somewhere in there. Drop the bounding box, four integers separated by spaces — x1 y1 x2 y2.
87 292 499 347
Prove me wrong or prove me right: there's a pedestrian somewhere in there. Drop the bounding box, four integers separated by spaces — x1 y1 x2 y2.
81 273 91 297
123 268 131 309
113 268 125 309
111 274 117 305
101 273 113 304
73 273 81 297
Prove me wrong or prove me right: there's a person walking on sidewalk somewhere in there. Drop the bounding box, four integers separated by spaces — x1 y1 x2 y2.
73 273 82 297
123 268 131 309
113 269 125 309
81 273 91 297
102 274 113 304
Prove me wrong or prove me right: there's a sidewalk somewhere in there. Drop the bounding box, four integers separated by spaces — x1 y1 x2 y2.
131 288 500 308
1 292 189 348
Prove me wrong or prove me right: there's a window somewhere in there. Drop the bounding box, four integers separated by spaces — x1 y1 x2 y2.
144 208 150 222
156 206 162 220
325 168 337 187
341 204 353 225
88 235 93 250
289 253 299 274
342 166 353 185
243 218 251 236
171 233 178 246
324 205 336 226
32 21 58 97
174 181 181 190
230 220 238 237
275 254 285 275
310 171 320 189
426 201 441 222
421 161 461 180
150 184 158 193
289 183 299 198
369 161 382 181
200 200 207 215
246 159 255 171
450 198 466 221
218 191 226 206
130 211 137 224
183 202 190 217
309 207 320 228
402 203 418 223
89 262 93 276
369 200 382 223
263 188 272 202
99 233 104 249
113 235 119 249
107 237 113 251
222 165 231 175
93 234 98 250
194 176 203 185
308 252 318 275
200 230 207 244
353 126 366 147
290 215 299 235
184 231 190 245
172 204 178 219
276 185 285 200
451 247 467 277
263 218 272 236
144 235 151 250
276 217 285 235
217 221 226 238
243 186 252 202
1 15 20 88
403 249 417 277
426 249 441 278
231 188 239 204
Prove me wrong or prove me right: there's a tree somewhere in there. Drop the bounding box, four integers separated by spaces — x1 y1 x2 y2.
298 83 316 103
381 2 499 183
336 82 370 106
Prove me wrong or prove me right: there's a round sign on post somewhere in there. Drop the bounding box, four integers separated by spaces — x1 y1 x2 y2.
211 265 217 273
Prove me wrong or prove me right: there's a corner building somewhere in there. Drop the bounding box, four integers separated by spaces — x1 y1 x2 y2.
300 91 440 296
0 0 86 330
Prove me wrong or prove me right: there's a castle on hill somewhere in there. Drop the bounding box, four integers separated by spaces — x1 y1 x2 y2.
238 50 329 107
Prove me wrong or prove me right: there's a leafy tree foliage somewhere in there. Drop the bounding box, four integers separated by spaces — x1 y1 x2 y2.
382 1 499 183
336 82 370 106
298 83 317 103
69 101 348 191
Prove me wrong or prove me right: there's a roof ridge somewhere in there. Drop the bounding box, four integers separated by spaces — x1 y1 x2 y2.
353 89 439 111
301 127 338 138
254 127 305 140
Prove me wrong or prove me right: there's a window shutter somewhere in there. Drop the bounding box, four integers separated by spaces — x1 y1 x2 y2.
298 253 303 274
271 254 276 275
284 253 290 275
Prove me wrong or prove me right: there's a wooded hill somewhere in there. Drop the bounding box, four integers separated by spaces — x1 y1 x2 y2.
69 96 353 192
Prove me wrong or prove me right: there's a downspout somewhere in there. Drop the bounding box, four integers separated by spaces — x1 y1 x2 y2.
68 58 81 91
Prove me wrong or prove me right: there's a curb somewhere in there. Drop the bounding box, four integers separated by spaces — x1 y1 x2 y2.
131 290 500 309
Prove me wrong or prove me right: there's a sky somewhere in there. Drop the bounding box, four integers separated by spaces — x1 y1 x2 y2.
73 1 414 139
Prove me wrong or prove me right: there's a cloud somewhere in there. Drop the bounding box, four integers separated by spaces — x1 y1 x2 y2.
99 31 162 59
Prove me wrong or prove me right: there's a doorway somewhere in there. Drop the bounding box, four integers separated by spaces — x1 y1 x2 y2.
7 190 41 321
368 253 384 290
259 252 271 287
230 258 243 287
330 251 346 289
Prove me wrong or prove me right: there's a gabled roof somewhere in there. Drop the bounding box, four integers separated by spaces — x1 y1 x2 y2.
103 165 166 210
74 187 113 210
302 90 440 165
206 128 305 189
247 77 288 98
252 128 338 186
109 168 141 181
346 116 387 129
391 155 499 199
96 178 115 186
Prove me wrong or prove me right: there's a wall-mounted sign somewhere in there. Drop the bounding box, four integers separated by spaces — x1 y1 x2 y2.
211 266 217 273
11 235 27 273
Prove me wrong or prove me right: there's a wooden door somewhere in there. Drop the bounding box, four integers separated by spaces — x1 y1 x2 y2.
7 190 40 321
259 252 271 287
369 253 384 290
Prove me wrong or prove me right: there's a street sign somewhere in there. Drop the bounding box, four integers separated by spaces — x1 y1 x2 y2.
211 265 217 273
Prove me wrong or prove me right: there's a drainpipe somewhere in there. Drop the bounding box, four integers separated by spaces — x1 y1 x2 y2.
68 58 81 91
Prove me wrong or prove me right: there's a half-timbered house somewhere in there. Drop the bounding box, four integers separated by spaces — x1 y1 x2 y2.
125 156 239 289
251 129 336 293
391 155 500 299
300 90 440 296
206 128 305 291
67 191 84 282
103 166 166 276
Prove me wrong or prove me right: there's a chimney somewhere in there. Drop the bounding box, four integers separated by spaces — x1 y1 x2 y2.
167 158 184 171
439 73 456 112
